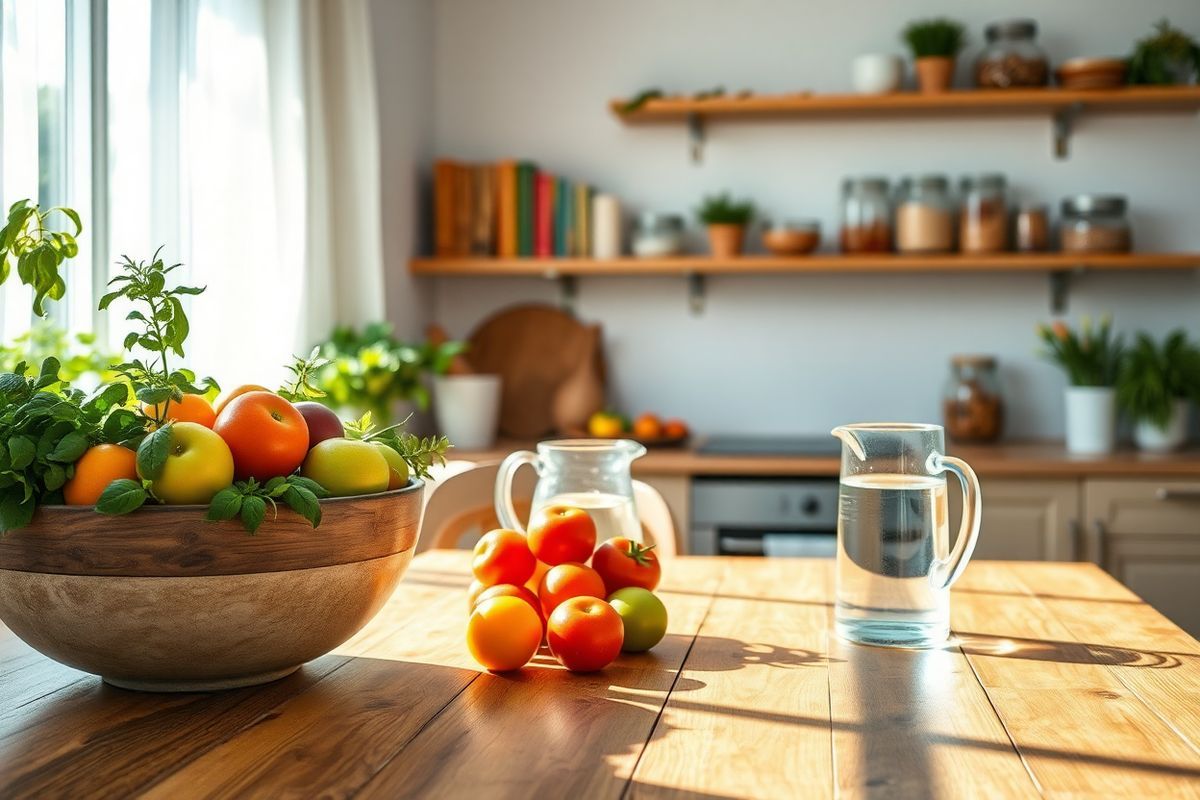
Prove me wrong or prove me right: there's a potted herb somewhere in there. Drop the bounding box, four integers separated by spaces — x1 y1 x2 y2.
1037 316 1124 455
1128 19 1200 85
1117 330 1200 452
697 192 754 259
902 18 966 93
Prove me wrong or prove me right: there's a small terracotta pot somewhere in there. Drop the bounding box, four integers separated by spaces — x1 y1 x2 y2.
706 223 746 259
915 56 955 94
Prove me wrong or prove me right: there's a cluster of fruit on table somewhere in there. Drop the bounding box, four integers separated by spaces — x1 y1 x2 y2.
466 506 667 673
586 411 689 441
62 386 409 507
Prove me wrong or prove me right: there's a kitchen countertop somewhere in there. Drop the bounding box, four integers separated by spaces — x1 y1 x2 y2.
454 438 1200 478
4 550 1199 797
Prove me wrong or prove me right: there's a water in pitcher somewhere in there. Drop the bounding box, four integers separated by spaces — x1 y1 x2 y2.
539 492 642 542
836 473 951 646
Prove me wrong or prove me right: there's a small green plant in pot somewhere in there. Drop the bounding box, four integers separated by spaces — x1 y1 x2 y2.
902 18 965 93
1128 19 1200 85
1037 316 1124 455
1117 330 1200 452
697 192 754 259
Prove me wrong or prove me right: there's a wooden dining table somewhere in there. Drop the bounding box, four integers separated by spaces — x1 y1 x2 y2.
3 549 1199 798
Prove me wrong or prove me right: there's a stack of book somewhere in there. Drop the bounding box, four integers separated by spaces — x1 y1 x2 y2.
434 159 596 258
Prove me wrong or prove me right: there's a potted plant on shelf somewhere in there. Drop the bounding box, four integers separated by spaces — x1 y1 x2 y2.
1116 330 1200 453
902 18 966 93
1038 316 1124 455
1128 19 1200 85
697 192 754 259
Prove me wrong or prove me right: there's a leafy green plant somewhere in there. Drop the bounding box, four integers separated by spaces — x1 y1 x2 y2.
1116 330 1200 428
0 200 83 316
1128 19 1200 85
696 192 754 226
0 323 120 387
902 18 966 58
0 358 141 532
1037 316 1124 387
278 348 331 402
100 249 218 432
313 322 465 424
619 87 663 114
342 411 450 481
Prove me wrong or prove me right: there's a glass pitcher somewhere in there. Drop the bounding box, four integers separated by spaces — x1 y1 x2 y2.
830 423 981 648
494 439 647 541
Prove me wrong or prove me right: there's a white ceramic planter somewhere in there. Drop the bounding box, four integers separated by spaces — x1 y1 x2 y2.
1065 386 1116 455
1134 399 1190 453
852 54 903 94
433 374 501 450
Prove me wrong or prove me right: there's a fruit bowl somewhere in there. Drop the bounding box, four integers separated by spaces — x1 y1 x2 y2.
0 481 423 692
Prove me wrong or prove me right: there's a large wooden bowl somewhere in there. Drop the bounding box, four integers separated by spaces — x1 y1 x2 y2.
0 481 423 692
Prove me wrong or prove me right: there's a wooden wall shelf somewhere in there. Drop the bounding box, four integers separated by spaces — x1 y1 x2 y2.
609 86 1200 159
410 252 1199 314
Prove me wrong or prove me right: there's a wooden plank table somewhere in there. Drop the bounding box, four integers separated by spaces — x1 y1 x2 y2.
3 551 1199 798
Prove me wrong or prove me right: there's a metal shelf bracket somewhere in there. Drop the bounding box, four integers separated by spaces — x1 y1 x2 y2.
687 272 706 314
1049 269 1073 313
1052 102 1083 159
557 274 578 314
688 113 705 164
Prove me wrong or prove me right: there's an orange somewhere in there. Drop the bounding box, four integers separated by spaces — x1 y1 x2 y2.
214 384 272 416
63 444 138 506
662 418 689 439
632 413 663 440
142 393 217 428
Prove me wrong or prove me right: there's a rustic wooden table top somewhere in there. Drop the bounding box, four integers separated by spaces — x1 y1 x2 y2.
3 550 1199 798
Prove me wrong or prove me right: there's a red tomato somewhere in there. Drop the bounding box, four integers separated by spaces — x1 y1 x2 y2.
472 529 536 587
473 583 544 630
213 391 309 480
547 596 624 672
467 596 542 672
527 505 596 566
538 562 606 618
592 537 662 592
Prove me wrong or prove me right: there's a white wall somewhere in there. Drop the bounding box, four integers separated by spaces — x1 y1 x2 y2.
418 0 1200 438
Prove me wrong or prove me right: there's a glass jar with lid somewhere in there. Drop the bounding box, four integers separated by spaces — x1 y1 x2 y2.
959 174 1008 253
839 177 892 253
975 19 1049 88
895 175 954 254
1060 195 1131 253
943 355 1004 443
631 213 685 257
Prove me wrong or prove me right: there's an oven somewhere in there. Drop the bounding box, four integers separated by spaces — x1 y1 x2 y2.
690 476 840 557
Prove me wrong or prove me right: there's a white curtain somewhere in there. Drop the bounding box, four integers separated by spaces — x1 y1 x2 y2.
183 0 385 388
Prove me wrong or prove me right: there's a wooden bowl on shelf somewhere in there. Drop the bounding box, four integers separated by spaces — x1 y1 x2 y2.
0 482 423 692
1056 58 1127 90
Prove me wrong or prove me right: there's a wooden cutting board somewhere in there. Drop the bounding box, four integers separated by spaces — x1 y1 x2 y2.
467 304 600 438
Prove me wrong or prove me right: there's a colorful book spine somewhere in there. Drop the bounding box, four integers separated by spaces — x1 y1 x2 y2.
472 165 495 255
574 183 591 257
495 160 518 257
516 162 536 256
535 172 555 257
433 159 458 257
556 177 573 257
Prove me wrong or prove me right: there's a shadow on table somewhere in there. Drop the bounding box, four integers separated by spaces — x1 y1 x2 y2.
954 632 1187 668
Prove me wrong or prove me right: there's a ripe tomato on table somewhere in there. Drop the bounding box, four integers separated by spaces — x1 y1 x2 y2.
472 529 536 586
538 562 606 617
592 537 661 592
527 505 596 565
547 596 624 672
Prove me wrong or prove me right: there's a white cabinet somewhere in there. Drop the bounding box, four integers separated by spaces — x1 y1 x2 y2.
1084 479 1200 636
948 478 1080 561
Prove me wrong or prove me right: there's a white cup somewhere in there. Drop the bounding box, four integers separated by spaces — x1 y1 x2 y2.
852 54 903 94
433 374 502 450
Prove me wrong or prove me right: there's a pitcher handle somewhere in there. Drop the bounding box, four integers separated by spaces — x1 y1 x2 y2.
930 454 982 590
495 450 538 533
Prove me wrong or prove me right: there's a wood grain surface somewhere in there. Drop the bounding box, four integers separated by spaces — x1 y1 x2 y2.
3 551 1200 798
0 483 421 576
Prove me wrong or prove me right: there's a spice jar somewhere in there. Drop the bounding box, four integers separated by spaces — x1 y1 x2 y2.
959 174 1008 253
895 175 954 253
631 213 685 257
943 355 1004 443
1015 204 1050 252
1060 195 1131 253
976 20 1049 88
840 177 892 253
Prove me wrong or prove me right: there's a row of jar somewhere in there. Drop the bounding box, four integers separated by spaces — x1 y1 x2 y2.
840 175 1132 255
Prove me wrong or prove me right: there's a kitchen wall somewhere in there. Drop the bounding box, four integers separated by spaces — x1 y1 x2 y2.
383 0 1200 438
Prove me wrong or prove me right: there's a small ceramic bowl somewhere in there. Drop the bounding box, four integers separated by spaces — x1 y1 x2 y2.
763 220 821 255
1056 57 1127 89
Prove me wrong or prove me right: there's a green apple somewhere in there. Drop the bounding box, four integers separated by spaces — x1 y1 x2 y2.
608 587 668 653
141 421 235 504
301 439 390 497
372 442 410 489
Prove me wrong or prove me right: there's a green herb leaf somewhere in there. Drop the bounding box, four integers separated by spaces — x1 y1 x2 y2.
136 424 173 480
8 437 35 470
240 495 267 533
287 475 330 498
282 485 322 528
95 479 149 515
48 430 88 463
206 487 243 521
0 489 36 533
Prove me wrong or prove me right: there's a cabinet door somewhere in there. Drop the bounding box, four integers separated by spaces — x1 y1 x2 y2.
1084 479 1200 637
947 478 1080 561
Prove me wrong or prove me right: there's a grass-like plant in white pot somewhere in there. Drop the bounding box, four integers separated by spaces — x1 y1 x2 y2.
1038 317 1124 455
697 192 754 259
902 18 965 93
1117 330 1200 452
